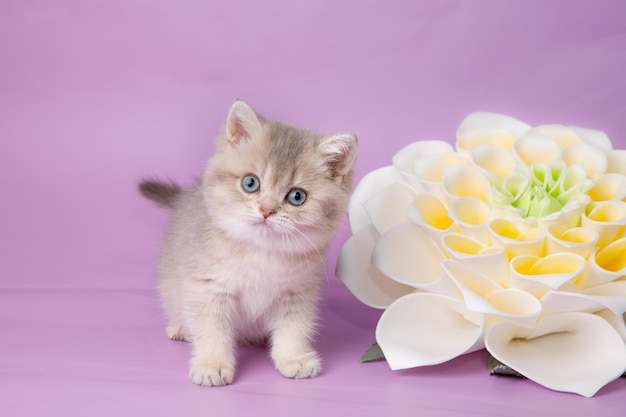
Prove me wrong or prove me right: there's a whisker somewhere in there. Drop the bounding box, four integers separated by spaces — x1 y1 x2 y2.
288 226 329 288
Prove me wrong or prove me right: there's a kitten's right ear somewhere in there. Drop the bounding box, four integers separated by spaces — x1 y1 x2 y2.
224 99 263 147
319 133 358 179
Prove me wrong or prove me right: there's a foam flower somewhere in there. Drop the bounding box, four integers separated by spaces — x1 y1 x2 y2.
336 112 626 397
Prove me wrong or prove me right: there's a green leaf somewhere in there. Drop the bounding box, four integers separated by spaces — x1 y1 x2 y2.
487 355 524 378
360 342 385 363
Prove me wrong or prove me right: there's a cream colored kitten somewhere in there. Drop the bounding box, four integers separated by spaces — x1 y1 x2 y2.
139 100 357 386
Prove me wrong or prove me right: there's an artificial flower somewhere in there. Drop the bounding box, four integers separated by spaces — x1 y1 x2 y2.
337 112 626 397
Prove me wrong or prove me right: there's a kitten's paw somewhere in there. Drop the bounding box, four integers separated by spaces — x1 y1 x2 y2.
189 362 235 387
166 323 189 342
275 351 322 379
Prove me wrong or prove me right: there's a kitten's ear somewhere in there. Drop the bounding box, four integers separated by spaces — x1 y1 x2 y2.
224 99 263 146
319 133 358 178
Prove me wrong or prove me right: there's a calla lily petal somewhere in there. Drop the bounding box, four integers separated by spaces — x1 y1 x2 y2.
526 124 583 148
376 292 485 369
364 182 417 235
336 224 413 309
606 149 626 175
406 193 458 241
540 290 607 316
486 312 626 397
577 237 626 288
582 201 626 248
414 152 466 182
545 223 599 259
456 112 530 155
440 234 509 287
509 253 586 298
513 135 562 166
488 219 545 258
392 140 453 177
596 309 626 343
442 165 492 204
442 260 541 321
562 143 608 178
371 222 461 298
348 166 402 233
470 144 516 185
583 281 626 316
414 152 466 199
587 173 626 203
569 126 613 152
448 197 492 244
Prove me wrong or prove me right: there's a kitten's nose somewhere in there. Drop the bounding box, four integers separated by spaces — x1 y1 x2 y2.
260 207 276 219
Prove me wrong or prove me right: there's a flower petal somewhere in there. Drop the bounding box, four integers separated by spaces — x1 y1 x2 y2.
583 281 626 317
364 182 417 235
545 223 599 259
371 222 459 297
442 165 492 204
606 149 626 175
442 260 541 321
596 309 626 343
406 193 457 241
540 290 607 316
587 173 626 203
414 152 466 199
486 312 626 397
526 124 583 148
488 219 545 258
414 152 466 182
568 126 612 152
582 201 626 248
513 135 562 166
470 144 516 185
456 112 530 155
577 237 626 288
376 293 484 369
457 112 531 136
392 140 453 179
510 253 586 297
440 234 509 287
448 197 492 244
336 224 413 309
562 143 608 177
348 166 403 233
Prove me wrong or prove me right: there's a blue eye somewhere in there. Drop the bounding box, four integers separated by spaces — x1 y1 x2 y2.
242 175 260 193
287 188 307 206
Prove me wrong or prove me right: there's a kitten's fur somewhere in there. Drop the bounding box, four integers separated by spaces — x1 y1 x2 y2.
139 100 357 386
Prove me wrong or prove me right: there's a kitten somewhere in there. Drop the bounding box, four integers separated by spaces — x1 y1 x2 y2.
139 100 357 386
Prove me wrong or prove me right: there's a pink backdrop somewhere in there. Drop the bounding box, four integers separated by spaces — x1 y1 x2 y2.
1 1 625 416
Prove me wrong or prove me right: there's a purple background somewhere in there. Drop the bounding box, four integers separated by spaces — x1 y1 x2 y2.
1 1 625 415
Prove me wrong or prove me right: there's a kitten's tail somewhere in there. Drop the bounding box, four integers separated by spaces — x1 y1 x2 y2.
138 179 182 209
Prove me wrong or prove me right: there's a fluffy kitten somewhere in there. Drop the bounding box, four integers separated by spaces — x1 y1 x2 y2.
139 100 357 386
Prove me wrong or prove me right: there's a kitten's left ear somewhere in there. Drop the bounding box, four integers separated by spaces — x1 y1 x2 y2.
319 133 358 178
224 99 263 146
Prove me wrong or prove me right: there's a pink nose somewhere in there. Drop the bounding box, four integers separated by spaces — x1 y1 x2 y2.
260 207 276 219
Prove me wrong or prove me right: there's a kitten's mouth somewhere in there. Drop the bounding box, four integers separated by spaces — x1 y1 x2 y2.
252 217 278 231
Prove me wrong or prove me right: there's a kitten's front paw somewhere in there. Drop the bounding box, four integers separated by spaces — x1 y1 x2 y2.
275 351 322 379
189 362 235 387
166 323 189 342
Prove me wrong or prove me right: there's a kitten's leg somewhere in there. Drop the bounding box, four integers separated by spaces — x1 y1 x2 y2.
269 288 322 379
157 259 189 342
185 279 237 387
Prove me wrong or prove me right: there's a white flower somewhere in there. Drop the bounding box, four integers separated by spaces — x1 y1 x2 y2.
336 112 626 397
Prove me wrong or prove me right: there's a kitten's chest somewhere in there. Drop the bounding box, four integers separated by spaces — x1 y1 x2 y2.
221 249 313 318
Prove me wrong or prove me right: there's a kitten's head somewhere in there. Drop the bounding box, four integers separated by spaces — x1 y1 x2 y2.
203 100 357 254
